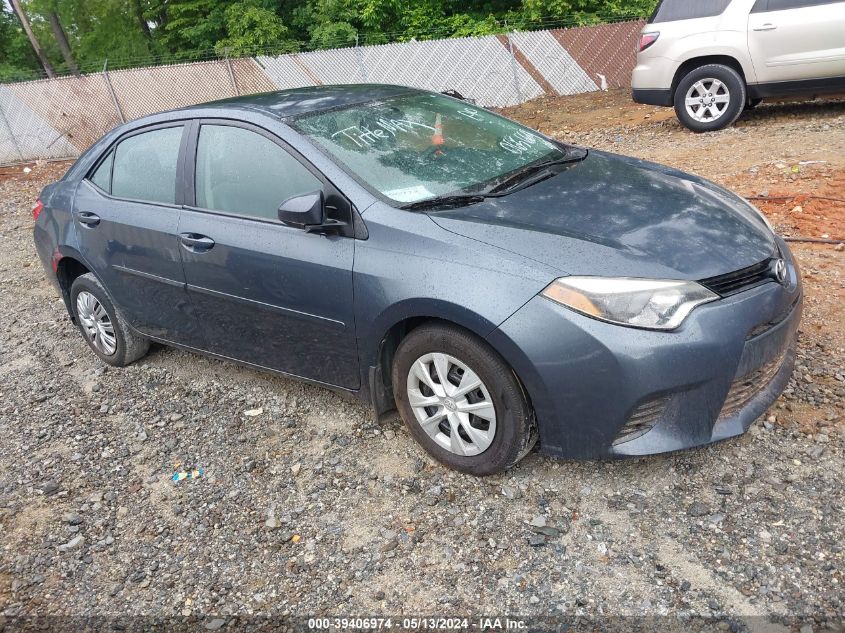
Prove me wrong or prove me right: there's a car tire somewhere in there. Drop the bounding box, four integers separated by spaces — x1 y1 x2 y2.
70 273 149 367
392 323 537 475
673 64 746 133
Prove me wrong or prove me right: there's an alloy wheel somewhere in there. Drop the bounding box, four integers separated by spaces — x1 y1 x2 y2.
684 78 731 123
76 291 117 356
406 352 497 456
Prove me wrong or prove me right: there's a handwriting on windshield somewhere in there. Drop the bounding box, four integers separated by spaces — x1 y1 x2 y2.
332 118 436 148
500 129 555 155
457 107 482 121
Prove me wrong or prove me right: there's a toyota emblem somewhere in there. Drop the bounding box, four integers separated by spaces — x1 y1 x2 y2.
773 258 787 285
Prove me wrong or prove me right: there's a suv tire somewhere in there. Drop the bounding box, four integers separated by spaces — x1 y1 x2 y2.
392 323 537 475
674 64 746 133
70 273 150 367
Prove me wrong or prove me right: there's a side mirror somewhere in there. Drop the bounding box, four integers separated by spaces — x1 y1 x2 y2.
278 191 324 229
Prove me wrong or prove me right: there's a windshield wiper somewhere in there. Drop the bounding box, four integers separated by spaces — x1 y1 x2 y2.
486 149 588 195
399 148 589 211
400 194 488 211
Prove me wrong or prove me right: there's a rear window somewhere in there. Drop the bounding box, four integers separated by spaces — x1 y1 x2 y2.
111 126 183 205
649 0 732 22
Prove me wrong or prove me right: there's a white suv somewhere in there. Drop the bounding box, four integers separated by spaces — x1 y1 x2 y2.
632 0 845 132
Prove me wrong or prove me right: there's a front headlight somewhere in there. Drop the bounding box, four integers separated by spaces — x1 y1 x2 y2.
541 277 718 330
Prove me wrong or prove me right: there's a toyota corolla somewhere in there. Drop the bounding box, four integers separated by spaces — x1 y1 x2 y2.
32 85 801 474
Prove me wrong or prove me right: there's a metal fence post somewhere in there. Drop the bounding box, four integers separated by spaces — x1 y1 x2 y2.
102 59 126 124
505 32 524 103
354 34 367 84
224 48 239 96
0 97 24 163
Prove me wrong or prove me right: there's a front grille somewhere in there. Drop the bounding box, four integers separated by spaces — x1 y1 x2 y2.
719 352 785 418
613 395 670 445
699 259 775 297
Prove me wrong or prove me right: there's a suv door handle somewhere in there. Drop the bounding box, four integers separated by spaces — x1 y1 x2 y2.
179 233 215 251
77 212 100 227
753 23 777 31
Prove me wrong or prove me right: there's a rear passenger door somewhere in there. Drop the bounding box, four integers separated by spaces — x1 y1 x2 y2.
73 123 205 347
177 120 360 389
748 0 845 83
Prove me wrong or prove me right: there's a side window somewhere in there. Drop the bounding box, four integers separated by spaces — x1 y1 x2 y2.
650 0 732 22
111 126 183 204
195 124 322 221
89 150 113 193
755 0 841 10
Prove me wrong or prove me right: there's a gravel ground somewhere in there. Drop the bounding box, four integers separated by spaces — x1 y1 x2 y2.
1 93 844 631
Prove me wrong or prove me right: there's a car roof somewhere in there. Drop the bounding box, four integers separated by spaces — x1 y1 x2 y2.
64 84 427 183
186 84 421 120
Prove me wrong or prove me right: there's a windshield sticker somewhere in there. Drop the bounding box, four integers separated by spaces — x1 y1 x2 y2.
332 118 436 148
499 129 555 155
384 185 436 203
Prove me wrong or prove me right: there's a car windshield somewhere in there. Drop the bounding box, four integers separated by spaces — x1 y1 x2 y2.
290 92 566 204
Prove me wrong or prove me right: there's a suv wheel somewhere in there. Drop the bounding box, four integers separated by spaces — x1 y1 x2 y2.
70 273 150 367
674 64 746 133
392 323 537 475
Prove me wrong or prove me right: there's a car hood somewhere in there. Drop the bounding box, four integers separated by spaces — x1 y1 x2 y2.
428 150 776 280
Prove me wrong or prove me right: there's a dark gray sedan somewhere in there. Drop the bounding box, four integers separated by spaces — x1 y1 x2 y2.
32 84 801 474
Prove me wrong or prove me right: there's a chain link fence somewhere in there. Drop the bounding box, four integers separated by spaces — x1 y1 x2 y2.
0 19 643 165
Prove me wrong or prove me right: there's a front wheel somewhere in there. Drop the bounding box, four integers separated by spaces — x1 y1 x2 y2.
673 64 746 133
392 323 536 475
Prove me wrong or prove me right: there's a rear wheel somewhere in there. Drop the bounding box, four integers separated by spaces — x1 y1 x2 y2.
70 273 149 367
674 64 746 132
392 323 536 475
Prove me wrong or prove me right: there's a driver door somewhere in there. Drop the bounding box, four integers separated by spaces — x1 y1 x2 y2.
177 120 360 389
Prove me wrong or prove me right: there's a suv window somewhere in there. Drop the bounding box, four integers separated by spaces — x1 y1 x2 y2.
195 124 322 221
649 0 731 22
111 126 183 204
753 0 842 11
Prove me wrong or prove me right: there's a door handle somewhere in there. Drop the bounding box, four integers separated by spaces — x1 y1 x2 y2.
77 212 100 227
753 23 777 31
179 233 215 251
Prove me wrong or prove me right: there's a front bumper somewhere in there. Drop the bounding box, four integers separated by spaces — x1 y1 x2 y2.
488 242 802 460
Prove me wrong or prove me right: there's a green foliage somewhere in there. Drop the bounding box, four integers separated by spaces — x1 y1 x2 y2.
215 1 299 55
520 0 656 23
0 0 659 81
150 0 229 55
0 6 40 80
308 21 359 49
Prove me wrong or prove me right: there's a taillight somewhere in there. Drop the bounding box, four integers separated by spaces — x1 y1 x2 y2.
639 32 659 52
32 199 44 221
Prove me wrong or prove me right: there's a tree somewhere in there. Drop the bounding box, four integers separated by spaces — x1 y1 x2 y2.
46 9 79 75
8 0 55 77
148 0 229 55
215 0 299 56
0 0 660 81
0 6 41 80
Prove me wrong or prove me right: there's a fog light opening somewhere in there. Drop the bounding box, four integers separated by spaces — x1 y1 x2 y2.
613 395 670 446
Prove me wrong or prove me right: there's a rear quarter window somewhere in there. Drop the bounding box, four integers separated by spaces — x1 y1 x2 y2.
649 0 732 22
89 150 113 193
